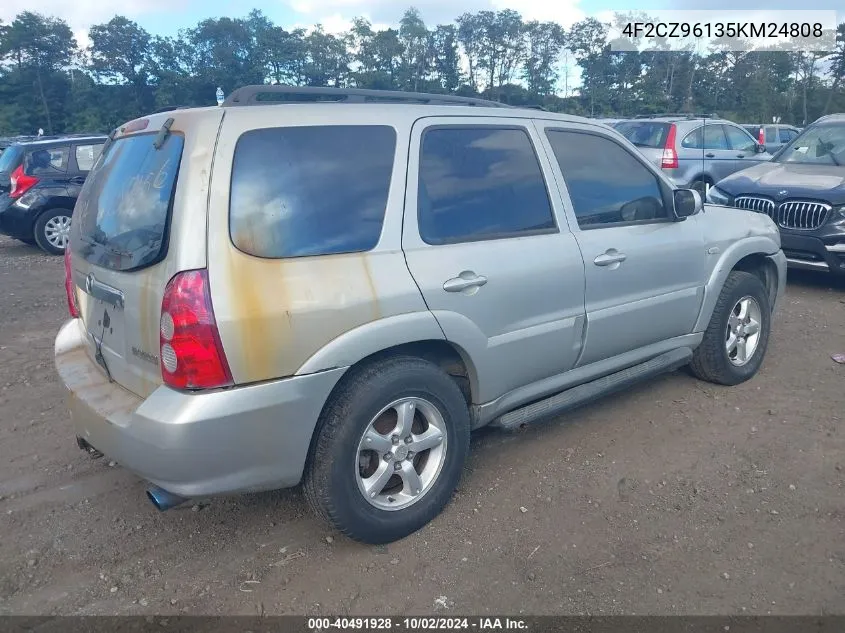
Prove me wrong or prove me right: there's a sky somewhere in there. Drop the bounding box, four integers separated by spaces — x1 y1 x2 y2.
1 1 843 97
3 0 843 52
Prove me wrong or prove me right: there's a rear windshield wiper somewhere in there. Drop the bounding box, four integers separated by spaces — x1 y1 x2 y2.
153 117 174 150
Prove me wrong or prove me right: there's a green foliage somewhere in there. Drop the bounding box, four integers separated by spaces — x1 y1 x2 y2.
0 9 843 135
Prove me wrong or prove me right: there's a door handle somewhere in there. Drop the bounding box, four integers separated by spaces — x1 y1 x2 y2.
594 251 627 267
70 176 86 185
443 272 488 293
736 154 746 158
705 153 716 158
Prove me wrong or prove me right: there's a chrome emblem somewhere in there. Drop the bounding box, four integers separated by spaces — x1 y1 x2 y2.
85 273 95 294
778 189 788 197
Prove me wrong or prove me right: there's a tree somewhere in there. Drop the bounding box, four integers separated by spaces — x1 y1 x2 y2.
88 17 152 110
456 12 482 91
523 21 566 97
567 18 610 115
398 8 429 92
0 11 76 132
430 25 461 92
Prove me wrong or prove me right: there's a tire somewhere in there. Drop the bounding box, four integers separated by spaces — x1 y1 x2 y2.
33 208 73 256
690 179 710 197
689 270 771 386
304 356 471 544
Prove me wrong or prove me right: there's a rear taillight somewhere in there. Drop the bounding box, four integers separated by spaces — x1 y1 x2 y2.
64 248 80 318
661 123 678 169
10 164 38 199
758 128 765 145
160 269 232 390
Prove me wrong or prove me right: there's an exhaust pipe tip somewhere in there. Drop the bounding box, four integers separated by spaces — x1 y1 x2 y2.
146 486 188 512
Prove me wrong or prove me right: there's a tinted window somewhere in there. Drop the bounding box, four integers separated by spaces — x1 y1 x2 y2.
72 133 183 271
417 127 555 244
765 127 778 143
0 145 23 173
724 125 757 152
613 121 670 148
779 128 798 143
546 130 668 228
230 126 396 258
75 144 104 171
26 146 68 175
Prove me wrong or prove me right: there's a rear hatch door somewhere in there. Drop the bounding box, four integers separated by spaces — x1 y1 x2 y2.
68 109 223 398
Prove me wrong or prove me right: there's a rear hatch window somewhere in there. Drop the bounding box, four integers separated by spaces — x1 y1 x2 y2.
72 132 183 271
0 145 23 195
614 121 671 148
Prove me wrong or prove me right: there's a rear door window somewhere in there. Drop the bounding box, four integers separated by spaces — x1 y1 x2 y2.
229 125 396 258
765 127 778 144
71 132 183 271
26 146 69 175
702 126 729 150
779 128 798 144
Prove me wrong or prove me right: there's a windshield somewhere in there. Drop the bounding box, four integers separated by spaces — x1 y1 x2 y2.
71 132 183 271
0 145 23 173
613 121 670 148
776 123 845 166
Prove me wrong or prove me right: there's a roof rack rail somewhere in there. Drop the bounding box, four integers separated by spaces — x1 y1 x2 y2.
633 112 719 119
152 105 189 114
223 85 513 109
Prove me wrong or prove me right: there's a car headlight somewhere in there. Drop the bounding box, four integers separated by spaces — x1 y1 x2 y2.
706 186 732 206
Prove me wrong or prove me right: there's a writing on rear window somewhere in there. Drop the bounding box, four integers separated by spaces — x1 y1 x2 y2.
72 133 183 271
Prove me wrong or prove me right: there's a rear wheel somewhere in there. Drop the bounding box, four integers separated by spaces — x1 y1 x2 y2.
689 271 771 385
690 178 711 197
304 356 470 544
34 209 72 255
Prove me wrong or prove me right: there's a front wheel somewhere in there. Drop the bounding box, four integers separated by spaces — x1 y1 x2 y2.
34 209 72 255
689 270 771 385
304 356 471 544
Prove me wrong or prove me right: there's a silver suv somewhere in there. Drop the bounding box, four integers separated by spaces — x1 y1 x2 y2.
614 115 772 195
55 87 786 544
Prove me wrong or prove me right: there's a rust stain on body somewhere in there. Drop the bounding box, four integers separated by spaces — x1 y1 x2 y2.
222 246 382 384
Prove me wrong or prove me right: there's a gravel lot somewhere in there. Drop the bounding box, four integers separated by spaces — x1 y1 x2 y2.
0 234 843 616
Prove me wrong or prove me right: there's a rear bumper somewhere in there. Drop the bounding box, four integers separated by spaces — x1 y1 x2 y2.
781 231 845 276
54 319 347 497
0 198 34 239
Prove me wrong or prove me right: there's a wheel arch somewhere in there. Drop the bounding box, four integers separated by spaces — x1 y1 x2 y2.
694 239 782 332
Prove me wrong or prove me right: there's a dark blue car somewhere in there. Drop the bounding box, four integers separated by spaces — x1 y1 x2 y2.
0 135 107 254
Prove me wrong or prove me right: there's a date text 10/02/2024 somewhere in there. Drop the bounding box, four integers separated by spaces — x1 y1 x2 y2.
307 617 529 630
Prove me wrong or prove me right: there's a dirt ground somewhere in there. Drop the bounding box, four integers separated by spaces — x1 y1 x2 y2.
0 234 842 617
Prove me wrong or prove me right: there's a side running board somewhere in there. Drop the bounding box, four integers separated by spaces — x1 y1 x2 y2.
492 347 693 431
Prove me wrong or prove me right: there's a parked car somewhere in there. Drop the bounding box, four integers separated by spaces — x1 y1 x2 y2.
708 113 845 276
0 135 107 254
55 87 786 544
613 114 771 195
741 123 801 154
